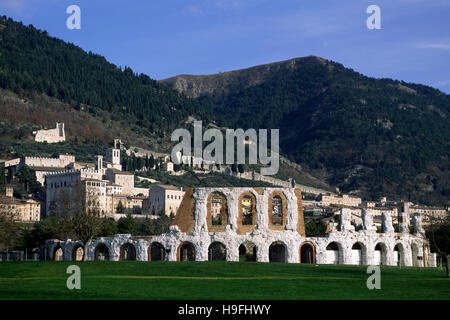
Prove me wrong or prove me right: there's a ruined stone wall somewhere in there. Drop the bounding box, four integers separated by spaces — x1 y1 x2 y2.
24 155 75 168
44 187 435 267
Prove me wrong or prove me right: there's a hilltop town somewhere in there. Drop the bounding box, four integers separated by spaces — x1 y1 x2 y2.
1 123 447 232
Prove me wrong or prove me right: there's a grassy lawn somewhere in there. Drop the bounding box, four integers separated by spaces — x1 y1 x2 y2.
0 261 448 300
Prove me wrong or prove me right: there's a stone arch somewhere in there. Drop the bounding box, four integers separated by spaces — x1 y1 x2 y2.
177 241 195 261
351 242 367 265
120 243 136 261
374 242 388 265
394 243 406 266
299 242 315 264
238 241 257 262
269 241 287 263
206 192 228 232
208 241 227 261
325 242 343 264
268 191 287 230
72 244 84 261
148 242 165 261
94 243 110 261
53 245 64 261
237 191 257 234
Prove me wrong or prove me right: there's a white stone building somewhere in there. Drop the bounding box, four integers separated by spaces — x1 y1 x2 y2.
45 141 148 217
33 122 65 143
0 187 40 223
317 193 362 207
143 185 184 216
18 154 76 184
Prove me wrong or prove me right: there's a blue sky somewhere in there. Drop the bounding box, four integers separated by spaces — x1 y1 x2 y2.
1 0 450 93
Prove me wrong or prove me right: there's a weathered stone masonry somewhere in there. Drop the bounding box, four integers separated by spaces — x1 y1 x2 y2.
45 187 436 267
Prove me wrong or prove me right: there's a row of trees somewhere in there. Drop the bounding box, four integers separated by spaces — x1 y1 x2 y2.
0 181 172 261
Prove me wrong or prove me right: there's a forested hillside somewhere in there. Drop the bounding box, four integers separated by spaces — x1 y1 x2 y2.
164 57 450 205
1 15 449 205
0 16 210 135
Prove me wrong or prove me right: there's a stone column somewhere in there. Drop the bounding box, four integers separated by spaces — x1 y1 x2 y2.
398 202 410 234
136 240 147 261
196 239 209 261
227 192 238 232
341 242 352 265
365 242 375 265
382 212 394 234
226 239 239 262
362 209 376 231
340 208 355 232
286 239 299 263
193 193 207 234
257 242 269 263
285 190 298 231
166 243 177 262
255 193 268 232
404 244 413 266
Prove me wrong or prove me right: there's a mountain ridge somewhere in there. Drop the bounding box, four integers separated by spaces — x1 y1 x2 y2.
160 56 330 98
0 16 449 205
161 56 450 206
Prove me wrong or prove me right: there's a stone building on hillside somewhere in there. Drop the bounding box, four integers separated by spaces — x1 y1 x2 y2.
33 122 65 143
0 187 40 223
45 140 147 218
143 185 184 216
17 154 77 185
317 193 362 207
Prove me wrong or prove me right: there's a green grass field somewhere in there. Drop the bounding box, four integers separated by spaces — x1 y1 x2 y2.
0 261 449 300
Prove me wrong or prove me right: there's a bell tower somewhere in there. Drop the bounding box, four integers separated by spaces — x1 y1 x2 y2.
106 139 122 171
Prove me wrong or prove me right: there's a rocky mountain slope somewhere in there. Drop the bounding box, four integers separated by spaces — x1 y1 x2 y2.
161 57 450 205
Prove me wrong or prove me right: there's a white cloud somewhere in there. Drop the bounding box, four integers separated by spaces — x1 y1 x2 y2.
419 43 450 50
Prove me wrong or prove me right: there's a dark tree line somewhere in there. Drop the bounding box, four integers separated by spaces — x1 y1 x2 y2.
0 16 210 135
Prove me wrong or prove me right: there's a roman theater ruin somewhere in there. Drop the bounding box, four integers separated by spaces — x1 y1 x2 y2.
45 187 436 267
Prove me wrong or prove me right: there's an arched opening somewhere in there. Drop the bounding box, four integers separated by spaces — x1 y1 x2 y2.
177 242 195 261
351 242 363 265
299 242 315 264
325 242 341 264
208 242 227 261
270 195 283 225
148 242 165 261
120 243 136 261
374 243 387 265
269 241 287 263
53 246 63 261
207 192 228 232
238 241 257 262
72 245 84 261
94 243 110 261
237 192 257 234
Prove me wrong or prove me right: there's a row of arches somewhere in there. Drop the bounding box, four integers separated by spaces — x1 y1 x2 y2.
52 241 316 263
207 191 289 232
53 240 421 266
324 241 422 266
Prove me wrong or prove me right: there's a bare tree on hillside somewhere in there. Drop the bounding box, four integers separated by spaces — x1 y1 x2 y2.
426 214 450 277
51 181 103 261
0 205 20 251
